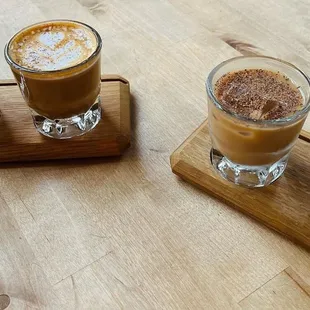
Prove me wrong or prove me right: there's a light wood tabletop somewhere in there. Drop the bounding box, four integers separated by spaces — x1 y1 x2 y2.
1 1 310 309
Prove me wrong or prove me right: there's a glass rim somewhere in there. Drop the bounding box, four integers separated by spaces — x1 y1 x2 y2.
4 19 102 74
206 56 310 125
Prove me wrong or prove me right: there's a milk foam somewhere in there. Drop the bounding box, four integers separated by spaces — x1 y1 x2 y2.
9 22 97 71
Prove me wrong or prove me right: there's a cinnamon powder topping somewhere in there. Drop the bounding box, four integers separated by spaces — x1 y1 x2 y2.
215 69 303 120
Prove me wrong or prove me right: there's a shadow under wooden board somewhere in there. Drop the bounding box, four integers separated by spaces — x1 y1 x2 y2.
0 75 130 162
170 120 310 249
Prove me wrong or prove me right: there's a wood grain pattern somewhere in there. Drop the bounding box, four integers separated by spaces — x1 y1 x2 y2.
285 266 310 296
239 270 310 309
171 120 310 248
0 75 130 162
300 129 310 143
1 0 310 309
221 38 261 56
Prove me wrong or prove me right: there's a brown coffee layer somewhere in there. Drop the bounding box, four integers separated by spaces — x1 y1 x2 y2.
215 69 303 120
9 21 97 71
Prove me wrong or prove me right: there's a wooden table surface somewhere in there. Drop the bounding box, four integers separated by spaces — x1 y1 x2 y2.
1 1 310 309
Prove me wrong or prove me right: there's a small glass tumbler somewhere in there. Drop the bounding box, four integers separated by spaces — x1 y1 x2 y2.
4 20 102 139
206 56 310 187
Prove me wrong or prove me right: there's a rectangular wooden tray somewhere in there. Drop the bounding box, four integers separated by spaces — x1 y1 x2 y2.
0 75 130 162
171 120 310 249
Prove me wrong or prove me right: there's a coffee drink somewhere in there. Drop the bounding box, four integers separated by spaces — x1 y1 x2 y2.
5 20 102 138
207 56 310 187
212 69 305 165
9 22 97 71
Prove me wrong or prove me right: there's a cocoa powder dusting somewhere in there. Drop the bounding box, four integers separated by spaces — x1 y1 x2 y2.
215 69 303 120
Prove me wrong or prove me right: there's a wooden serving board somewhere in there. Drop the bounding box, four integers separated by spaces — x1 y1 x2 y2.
0 75 130 162
171 120 310 249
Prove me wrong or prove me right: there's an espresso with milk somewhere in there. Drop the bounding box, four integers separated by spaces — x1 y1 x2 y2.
215 69 303 120
9 22 97 71
8 21 101 119
210 69 306 165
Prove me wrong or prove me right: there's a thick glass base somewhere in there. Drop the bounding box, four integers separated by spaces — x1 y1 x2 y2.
210 148 289 187
31 97 101 139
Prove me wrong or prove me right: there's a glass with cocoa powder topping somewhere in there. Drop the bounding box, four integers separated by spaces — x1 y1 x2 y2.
206 56 310 187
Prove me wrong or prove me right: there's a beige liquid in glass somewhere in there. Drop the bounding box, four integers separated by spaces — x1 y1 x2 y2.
210 69 306 165
8 20 101 119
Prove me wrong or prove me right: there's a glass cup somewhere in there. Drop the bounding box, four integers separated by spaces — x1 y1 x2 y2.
4 20 102 139
206 56 310 187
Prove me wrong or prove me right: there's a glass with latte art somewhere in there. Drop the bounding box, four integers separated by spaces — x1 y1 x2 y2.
5 20 102 139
